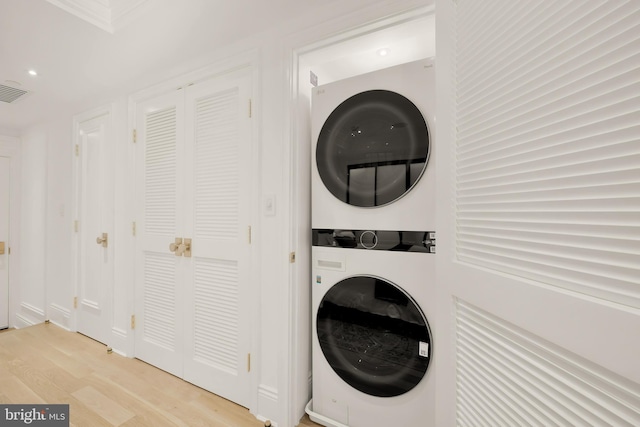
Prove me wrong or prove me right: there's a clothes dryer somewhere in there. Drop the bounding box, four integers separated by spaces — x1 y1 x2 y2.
312 58 435 232
309 230 435 427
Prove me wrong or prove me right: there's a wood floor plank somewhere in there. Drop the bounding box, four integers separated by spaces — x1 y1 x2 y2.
0 375 47 404
0 324 322 427
83 372 191 427
72 385 135 426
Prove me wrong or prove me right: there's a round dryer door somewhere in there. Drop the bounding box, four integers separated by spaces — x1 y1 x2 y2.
316 90 430 207
316 275 432 397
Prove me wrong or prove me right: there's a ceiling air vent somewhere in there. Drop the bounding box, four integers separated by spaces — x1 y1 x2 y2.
0 84 29 104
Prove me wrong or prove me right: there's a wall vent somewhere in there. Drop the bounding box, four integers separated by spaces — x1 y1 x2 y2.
0 84 29 104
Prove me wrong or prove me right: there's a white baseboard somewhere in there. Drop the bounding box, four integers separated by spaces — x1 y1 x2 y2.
14 313 35 329
19 302 45 325
109 327 129 356
257 384 279 427
49 303 71 330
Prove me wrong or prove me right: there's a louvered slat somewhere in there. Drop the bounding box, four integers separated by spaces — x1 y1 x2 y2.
145 107 177 235
193 258 239 373
143 253 176 350
194 88 239 240
455 0 640 308
456 300 640 426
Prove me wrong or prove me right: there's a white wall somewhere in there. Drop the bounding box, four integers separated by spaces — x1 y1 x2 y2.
16 127 47 326
13 1 430 425
45 115 74 329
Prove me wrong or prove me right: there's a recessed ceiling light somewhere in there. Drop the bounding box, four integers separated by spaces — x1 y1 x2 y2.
28 69 38 76
377 48 390 57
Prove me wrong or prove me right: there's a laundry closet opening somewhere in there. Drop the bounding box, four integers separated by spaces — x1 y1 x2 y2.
286 7 435 425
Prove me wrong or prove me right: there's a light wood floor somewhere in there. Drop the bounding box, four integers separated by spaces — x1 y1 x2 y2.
0 323 320 427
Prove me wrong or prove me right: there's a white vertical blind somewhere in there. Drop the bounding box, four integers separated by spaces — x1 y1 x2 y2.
455 0 640 307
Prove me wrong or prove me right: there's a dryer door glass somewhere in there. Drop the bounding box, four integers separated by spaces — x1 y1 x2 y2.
316 90 429 207
317 275 432 397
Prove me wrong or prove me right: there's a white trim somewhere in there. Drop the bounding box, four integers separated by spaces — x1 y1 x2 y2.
45 0 113 33
111 326 127 339
110 0 148 31
109 326 128 355
129 49 259 104
44 0 150 33
281 3 434 425
14 314 35 329
49 303 71 330
21 302 45 321
257 385 279 426
248 51 263 417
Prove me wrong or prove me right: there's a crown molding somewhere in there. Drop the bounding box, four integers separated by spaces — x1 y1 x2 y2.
45 0 148 33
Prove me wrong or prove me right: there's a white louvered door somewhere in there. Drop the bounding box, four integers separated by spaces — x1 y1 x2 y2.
182 70 252 407
135 90 185 378
436 1 640 426
134 68 253 407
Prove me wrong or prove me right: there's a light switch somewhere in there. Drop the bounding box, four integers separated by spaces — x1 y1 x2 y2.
263 195 275 216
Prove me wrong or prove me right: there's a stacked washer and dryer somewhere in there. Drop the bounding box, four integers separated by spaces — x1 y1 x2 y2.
307 58 437 427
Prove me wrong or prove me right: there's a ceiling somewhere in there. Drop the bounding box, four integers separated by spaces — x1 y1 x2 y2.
305 14 434 85
0 0 431 135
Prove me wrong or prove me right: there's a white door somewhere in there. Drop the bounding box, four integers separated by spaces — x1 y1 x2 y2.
182 71 253 407
0 156 9 329
134 67 254 407
436 1 640 425
75 113 114 345
134 90 186 378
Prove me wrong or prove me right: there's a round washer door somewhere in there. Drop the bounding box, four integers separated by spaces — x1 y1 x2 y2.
316 275 432 397
316 89 430 207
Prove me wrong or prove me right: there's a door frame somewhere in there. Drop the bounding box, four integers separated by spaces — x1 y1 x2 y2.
70 104 115 336
0 136 20 329
281 3 434 425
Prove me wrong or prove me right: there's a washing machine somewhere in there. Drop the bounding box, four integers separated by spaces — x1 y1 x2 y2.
309 231 436 427
311 58 435 232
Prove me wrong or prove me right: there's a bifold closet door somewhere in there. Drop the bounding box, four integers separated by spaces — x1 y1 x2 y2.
134 90 186 378
181 70 253 408
134 68 253 407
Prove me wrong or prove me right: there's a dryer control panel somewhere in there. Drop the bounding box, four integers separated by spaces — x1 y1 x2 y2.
312 228 435 253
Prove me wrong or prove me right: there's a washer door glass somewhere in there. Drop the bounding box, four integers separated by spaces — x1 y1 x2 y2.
316 90 430 207
317 276 432 397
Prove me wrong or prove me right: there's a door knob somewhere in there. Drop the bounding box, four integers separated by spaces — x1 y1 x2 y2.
183 238 192 258
96 233 108 248
168 237 191 257
169 237 183 256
